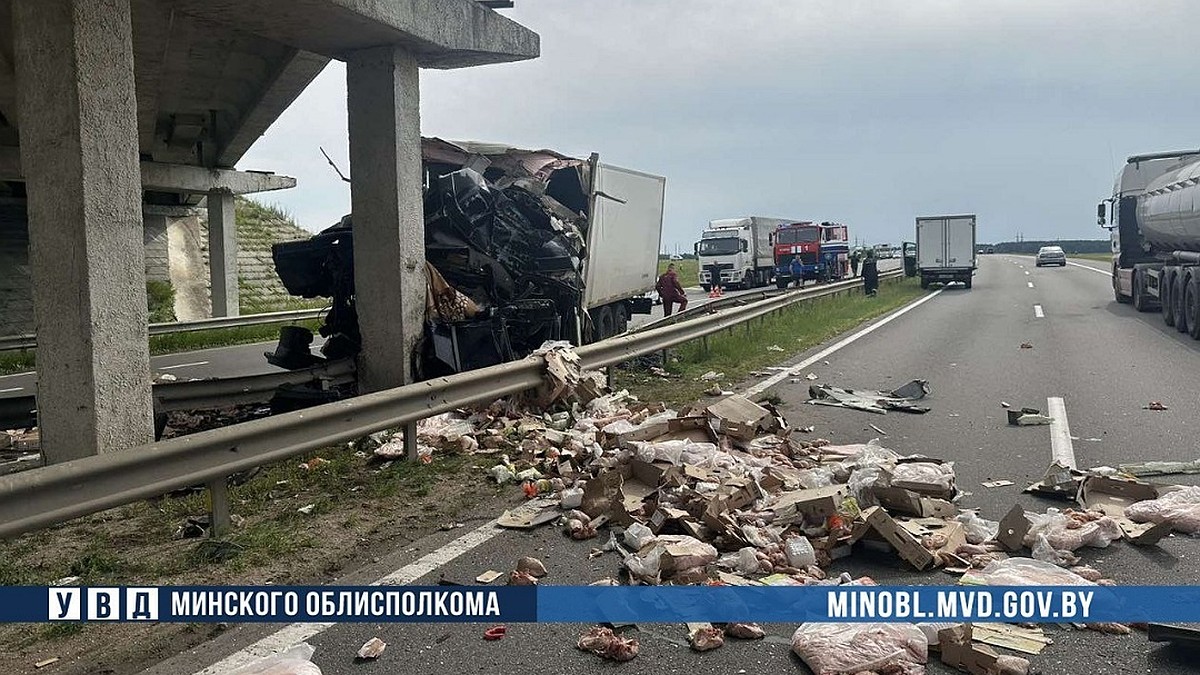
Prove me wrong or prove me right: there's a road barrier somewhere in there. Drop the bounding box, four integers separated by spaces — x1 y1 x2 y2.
0 270 902 539
0 307 325 352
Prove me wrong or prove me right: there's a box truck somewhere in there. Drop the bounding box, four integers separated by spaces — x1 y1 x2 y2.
916 215 977 289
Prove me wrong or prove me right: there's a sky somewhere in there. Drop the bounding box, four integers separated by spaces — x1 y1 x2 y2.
239 0 1200 252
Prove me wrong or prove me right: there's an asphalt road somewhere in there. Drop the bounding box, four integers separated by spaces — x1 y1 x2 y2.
142 254 1200 675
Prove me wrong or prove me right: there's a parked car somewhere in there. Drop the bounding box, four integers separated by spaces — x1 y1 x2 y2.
1035 246 1067 267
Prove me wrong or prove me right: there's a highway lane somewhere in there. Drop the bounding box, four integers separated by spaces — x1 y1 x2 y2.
147 254 1200 675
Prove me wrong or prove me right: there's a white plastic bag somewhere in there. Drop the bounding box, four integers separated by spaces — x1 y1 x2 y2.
1126 486 1200 533
784 536 816 568
717 547 761 575
960 557 1094 587
890 461 955 495
846 466 890 505
624 522 656 551
955 511 999 544
226 643 322 675
1024 508 1122 551
790 623 926 675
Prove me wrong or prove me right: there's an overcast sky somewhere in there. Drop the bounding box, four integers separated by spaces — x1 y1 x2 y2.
240 0 1200 251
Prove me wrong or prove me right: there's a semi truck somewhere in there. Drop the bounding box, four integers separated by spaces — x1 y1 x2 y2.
771 221 850 288
1099 149 1200 338
916 214 977 289
696 216 791 290
269 137 666 379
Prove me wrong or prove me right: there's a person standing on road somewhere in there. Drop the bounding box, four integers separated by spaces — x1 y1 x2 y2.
656 263 689 316
850 248 861 277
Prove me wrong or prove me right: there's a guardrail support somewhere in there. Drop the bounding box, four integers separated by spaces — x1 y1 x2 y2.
207 477 232 538
403 421 418 461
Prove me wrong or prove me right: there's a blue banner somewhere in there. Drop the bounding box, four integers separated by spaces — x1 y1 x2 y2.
8 585 1200 623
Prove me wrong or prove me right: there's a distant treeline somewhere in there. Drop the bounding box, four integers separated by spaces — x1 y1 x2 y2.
988 240 1110 255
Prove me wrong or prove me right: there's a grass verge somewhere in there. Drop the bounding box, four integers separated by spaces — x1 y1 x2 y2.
658 258 699 287
616 277 926 406
1071 253 1112 262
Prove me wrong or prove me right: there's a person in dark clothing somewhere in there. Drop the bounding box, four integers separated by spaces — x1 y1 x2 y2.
850 248 861 277
656 263 689 316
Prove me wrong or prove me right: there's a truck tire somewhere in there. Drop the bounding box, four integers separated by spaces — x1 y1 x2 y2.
963 276 972 289
1132 271 1152 312
594 306 614 341
1176 272 1190 334
1188 274 1200 340
614 304 629 334
920 276 930 289
1163 269 1177 327
701 284 711 293
776 278 789 290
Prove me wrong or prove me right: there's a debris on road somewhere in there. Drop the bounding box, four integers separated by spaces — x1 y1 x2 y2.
577 626 639 661
1118 458 1200 477
791 622 927 675
969 624 1051 655
475 570 503 584
226 642 322 675
1144 401 1169 411
868 423 887 436
805 373 819 380
1007 408 1052 426
725 622 766 639
299 457 330 471
981 480 1014 488
766 345 784 352
355 637 387 660
687 623 726 651
516 556 548 577
1148 623 1200 646
1019 342 1033 349
483 625 507 641
33 657 59 669
807 379 931 414
699 371 724 381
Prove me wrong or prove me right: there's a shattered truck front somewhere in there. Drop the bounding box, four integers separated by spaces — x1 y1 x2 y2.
269 138 595 381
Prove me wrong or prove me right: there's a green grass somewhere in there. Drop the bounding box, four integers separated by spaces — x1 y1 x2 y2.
617 277 926 406
146 281 177 323
0 350 35 377
659 258 699 287
1072 253 1113 262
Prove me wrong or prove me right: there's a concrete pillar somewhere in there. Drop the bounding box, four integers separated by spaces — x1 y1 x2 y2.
12 0 152 461
207 190 239 317
345 45 425 393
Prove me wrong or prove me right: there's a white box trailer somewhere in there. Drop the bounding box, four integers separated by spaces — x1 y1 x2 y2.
916 214 977 289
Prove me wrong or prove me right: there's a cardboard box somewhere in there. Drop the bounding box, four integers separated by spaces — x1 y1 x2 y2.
875 486 958 518
996 504 1030 551
614 415 714 447
1078 475 1173 545
854 506 936 570
938 624 1003 675
705 395 771 441
770 485 849 523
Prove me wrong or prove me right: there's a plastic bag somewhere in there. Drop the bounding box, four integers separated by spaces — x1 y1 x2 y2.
846 466 890 505
960 557 1094 587
798 465 838 489
890 461 955 494
955 511 999 545
226 643 322 675
1030 533 1080 567
624 523 656 551
1125 486 1200 533
790 623 927 675
1024 508 1122 550
838 439 900 470
784 536 816 568
717 547 761 575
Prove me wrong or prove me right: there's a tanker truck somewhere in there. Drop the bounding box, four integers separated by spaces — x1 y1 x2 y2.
1099 149 1200 337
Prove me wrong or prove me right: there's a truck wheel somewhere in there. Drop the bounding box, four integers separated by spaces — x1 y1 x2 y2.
1176 272 1190 333
920 276 930 289
776 279 789 290
614 304 629 334
594 306 614 341
1132 272 1151 312
701 284 711 293
1188 274 1200 340
1163 269 1177 327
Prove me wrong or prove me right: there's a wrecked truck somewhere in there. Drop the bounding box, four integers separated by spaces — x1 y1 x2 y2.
268 138 666 380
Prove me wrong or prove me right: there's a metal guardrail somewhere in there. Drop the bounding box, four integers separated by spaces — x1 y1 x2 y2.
0 271 905 538
0 307 325 352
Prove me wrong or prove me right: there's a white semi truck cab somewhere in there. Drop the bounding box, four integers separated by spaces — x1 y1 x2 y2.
695 216 785 290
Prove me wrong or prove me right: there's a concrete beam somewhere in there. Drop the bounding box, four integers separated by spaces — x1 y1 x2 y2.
0 146 296 194
206 191 238 317
346 44 425 393
217 48 331 166
170 0 539 67
12 0 153 460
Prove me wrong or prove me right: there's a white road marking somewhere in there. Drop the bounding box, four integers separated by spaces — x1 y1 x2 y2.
1027 281 1034 288
193 521 504 674
1067 261 1109 276
0 386 22 394
158 361 209 370
1034 304 1044 318
1047 397 1076 469
741 288 946 398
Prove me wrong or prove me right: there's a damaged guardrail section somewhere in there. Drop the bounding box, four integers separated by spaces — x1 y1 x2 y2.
0 271 899 539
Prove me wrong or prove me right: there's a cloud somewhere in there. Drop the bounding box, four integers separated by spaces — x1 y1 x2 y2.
241 0 1200 247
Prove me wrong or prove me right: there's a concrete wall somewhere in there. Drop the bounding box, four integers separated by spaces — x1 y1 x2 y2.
0 201 32 337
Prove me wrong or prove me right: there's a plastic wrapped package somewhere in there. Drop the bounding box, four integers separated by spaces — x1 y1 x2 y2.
846 466 890 505
1023 508 1122 550
890 462 955 494
1029 533 1080 567
226 643 322 675
797 465 838 489
960 557 1094 587
1125 486 1200 534
955 511 999 544
790 622 927 675
784 536 816 568
838 439 901 470
717 547 761 575
623 523 656 551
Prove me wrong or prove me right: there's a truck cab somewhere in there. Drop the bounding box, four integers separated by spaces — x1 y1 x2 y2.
696 225 749 290
770 221 819 288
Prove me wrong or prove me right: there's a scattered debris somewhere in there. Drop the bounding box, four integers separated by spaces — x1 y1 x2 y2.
577 626 639 661
970 623 1051 655
34 658 59 669
940 624 1030 675
688 623 726 651
699 371 724 381
475 570 503 584
483 625 507 641
508 570 538 586
355 637 387 660
1000 401 1010 408
296 504 316 515
792 622 927 675
766 344 784 352
1144 401 1169 411
1118 459 1200 477
1008 408 1051 426
1148 623 1200 646
808 379 931 414
516 556 548 577
981 480 1014 488
1019 342 1033 349
156 372 178 382
225 642 321 675
868 423 887 436
299 457 330 471
725 622 766 639
50 576 81 587
806 373 819 381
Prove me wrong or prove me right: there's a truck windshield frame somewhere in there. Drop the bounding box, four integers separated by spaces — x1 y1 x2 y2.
776 228 819 244
698 237 742 256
